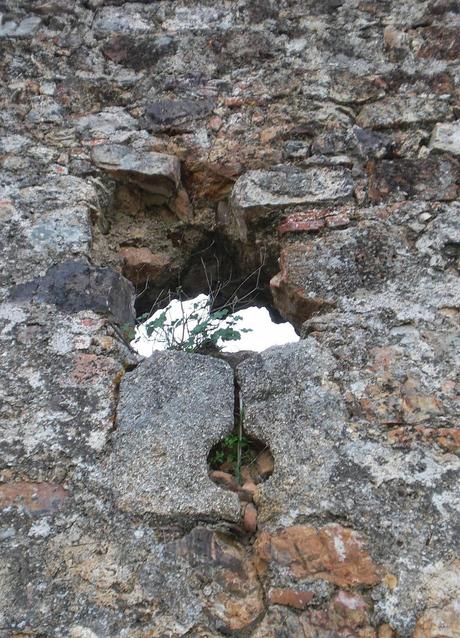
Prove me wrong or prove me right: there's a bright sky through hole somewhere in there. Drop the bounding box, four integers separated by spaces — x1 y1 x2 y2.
131 294 299 357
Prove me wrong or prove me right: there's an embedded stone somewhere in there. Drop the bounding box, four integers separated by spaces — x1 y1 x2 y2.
0 303 135 481
254 524 380 587
0 482 69 516
162 527 264 632
416 26 460 60
119 247 171 286
231 165 354 219
146 98 215 126
93 5 153 35
430 122 460 156
269 588 315 610
209 470 239 492
26 97 63 124
413 600 460 638
378 625 395 638
348 126 393 159
251 607 310 638
91 144 181 200
75 108 138 138
243 503 257 533
278 210 327 235
369 158 458 202
107 351 240 521
271 224 411 328
270 270 323 330
102 34 176 70
239 479 257 501
331 590 371 628
255 449 274 479
9 260 135 326
0 16 41 38
312 126 392 159
357 97 451 129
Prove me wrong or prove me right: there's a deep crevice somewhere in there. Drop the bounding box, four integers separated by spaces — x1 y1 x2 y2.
89 181 299 349
207 378 274 516
133 231 284 324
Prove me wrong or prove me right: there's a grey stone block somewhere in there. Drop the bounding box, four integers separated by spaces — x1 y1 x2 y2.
107 351 240 522
91 144 181 199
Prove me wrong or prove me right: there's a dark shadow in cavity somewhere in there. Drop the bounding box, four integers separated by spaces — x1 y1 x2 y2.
208 432 274 490
134 232 285 324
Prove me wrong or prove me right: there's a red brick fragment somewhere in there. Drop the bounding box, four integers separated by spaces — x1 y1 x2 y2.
278 210 327 235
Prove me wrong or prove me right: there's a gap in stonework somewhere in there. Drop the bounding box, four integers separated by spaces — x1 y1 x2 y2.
130 237 299 356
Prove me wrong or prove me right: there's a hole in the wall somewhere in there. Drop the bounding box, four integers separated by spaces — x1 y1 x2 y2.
89 180 299 350
208 379 274 495
131 291 299 356
129 236 300 356
206 376 275 533
208 432 274 488
133 232 282 321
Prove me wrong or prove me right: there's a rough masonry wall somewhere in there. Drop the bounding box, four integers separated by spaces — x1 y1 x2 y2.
0 1 459 637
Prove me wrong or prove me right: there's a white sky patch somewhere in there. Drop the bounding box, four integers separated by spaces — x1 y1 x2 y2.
132 294 299 357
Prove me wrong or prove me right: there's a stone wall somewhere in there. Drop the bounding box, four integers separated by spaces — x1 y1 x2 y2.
0 1 459 636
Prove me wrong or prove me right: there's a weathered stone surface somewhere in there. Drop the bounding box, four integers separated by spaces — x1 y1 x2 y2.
91 144 181 199
107 351 240 521
369 158 458 202
92 5 155 35
270 270 324 330
357 98 451 130
1 0 459 635
119 246 172 286
0 304 136 478
9 260 135 326
146 98 215 127
272 201 460 328
140 527 265 633
255 524 380 587
271 223 411 328
268 588 315 610
312 126 392 159
252 599 377 638
75 107 138 139
231 165 354 219
0 15 41 38
430 122 460 156
172 529 264 631
236 334 460 634
102 34 177 70
26 96 64 124
0 176 97 292
415 26 460 60
413 601 460 638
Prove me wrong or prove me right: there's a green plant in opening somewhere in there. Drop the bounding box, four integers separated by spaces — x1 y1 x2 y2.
120 322 136 343
210 433 251 470
139 297 252 353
